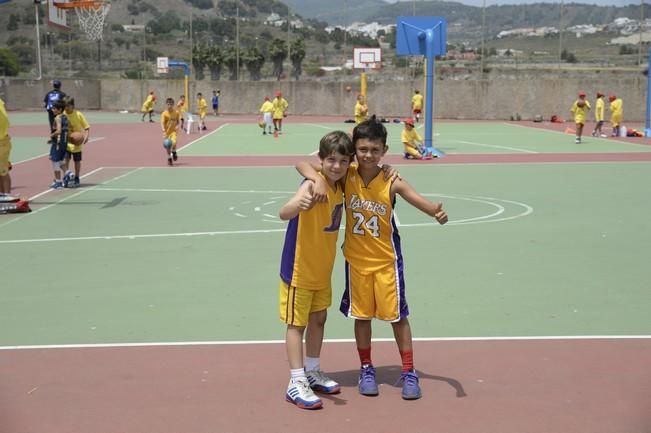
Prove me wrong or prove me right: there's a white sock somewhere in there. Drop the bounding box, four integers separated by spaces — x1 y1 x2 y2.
290 368 306 380
304 357 320 372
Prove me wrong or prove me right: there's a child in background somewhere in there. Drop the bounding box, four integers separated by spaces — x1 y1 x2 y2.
279 131 354 410
0 97 13 194
411 90 423 123
61 97 90 188
177 95 187 131
592 92 606 138
401 117 431 160
354 94 368 125
141 91 156 122
212 89 220 116
570 91 591 144
197 92 208 131
259 96 274 135
48 100 68 189
298 115 448 401
161 97 181 166
608 95 623 137
272 91 289 135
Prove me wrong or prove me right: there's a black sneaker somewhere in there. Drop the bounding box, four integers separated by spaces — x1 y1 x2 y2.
168 158 173 166
172 151 178 161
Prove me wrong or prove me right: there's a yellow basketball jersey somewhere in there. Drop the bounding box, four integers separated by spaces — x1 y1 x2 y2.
343 166 401 271
280 177 344 290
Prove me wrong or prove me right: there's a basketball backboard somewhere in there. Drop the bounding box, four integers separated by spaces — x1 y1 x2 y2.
395 16 447 57
353 47 381 70
48 0 69 30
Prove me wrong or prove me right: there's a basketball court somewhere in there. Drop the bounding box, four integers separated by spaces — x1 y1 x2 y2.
2 108 651 432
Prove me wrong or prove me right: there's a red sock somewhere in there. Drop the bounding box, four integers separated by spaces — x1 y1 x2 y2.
357 347 372 366
400 350 414 372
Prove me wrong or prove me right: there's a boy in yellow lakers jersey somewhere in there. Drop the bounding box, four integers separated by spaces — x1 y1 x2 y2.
161 97 181 166
298 115 448 401
279 131 354 410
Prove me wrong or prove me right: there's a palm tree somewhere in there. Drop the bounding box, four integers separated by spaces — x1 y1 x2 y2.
205 45 224 81
244 46 265 81
290 38 305 81
192 44 208 80
269 38 287 80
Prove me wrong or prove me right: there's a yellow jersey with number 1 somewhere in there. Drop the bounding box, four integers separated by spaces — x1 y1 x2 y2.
343 166 401 272
280 175 344 290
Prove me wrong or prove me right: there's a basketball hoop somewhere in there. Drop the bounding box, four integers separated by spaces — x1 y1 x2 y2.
53 0 111 41
353 47 382 70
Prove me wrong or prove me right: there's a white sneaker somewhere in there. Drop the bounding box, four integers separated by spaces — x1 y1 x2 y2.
306 369 341 394
286 377 322 409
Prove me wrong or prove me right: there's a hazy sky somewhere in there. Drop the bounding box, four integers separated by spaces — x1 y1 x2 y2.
385 0 643 6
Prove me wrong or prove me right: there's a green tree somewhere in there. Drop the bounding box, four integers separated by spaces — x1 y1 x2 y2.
290 38 305 81
205 45 224 80
269 38 287 79
244 46 265 81
222 45 238 80
0 48 20 76
148 11 181 34
192 44 208 80
8 14 20 31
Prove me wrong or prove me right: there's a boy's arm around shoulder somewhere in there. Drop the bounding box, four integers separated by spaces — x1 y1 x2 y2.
279 181 315 220
392 178 448 224
295 160 329 203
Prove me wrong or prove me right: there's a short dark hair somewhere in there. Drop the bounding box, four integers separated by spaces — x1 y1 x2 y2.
318 131 354 160
63 96 75 108
352 115 387 146
53 100 66 111
166 97 174 104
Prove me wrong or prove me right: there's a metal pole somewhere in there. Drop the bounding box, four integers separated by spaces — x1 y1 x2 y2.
287 7 291 75
413 0 416 15
343 1 347 51
189 10 193 77
236 6 240 81
645 47 651 136
639 0 644 66
558 0 564 69
481 0 486 75
34 2 42 80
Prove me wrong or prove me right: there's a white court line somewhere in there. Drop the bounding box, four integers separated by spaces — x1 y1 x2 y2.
0 228 286 244
12 137 106 166
504 122 651 149
0 167 143 231
94 187 294 194
1 335 649 351
455 140 538 154
305 123 334 130
177 123 228 153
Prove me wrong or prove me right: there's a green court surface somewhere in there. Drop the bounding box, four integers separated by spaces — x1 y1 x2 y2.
1 163 650 347
180 122 651 157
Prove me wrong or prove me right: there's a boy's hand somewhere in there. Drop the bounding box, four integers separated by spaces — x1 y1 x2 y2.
311 176 328 203
381 164 401 181
434 202 448 225
296 186 314 211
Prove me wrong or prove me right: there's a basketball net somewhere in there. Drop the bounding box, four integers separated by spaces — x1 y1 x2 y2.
74 2 111 41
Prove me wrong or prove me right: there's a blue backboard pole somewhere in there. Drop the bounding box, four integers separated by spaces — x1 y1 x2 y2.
396 17 447 157
645 47 651 137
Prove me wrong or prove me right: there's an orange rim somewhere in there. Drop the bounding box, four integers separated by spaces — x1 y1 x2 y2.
52 1 106 9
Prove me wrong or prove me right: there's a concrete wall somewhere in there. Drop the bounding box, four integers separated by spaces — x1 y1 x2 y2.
1 75 645 121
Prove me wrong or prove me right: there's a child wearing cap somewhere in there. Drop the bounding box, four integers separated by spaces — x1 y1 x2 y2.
272 91 289 134
401 118 431 160
570 91 591 144
608 95 623 137
592 92 606 137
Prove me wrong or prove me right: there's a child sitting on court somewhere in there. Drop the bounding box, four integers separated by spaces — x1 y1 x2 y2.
297 115 448 401
61 97 90 188
161 97 181 166
48 100 68 189
401 117 431 160
279 131 354 410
